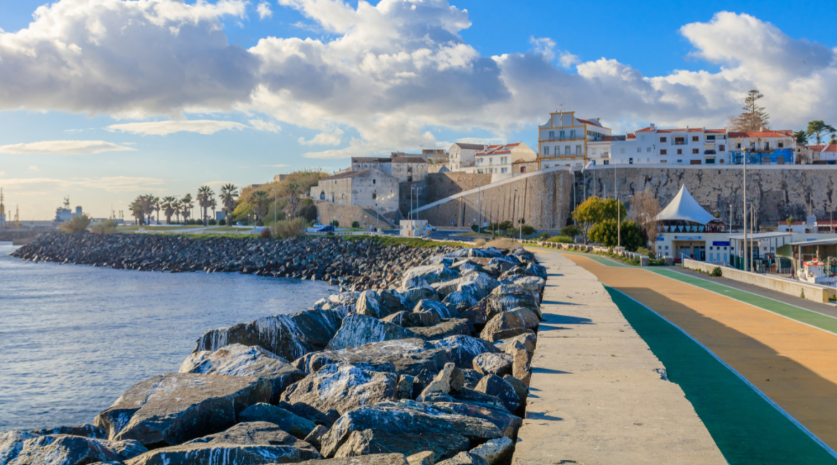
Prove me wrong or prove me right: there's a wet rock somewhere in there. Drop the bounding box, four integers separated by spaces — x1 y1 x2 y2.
94 373 271 447
296 454 408 464
327 314 421 350
281 364 397 416
239 403 317 439
475 375 520 412
413 299 459 320
320 401 502 457
407 451 435 465
303 425 328 451
355 290 405 319
7 435 124 465
401 264 459 288
479 309 539 342
470 436 514 464
430 336 501 368
333 429 469 460
124 422 320 465
502 375 528 405
409 319 472 340
300 339 450 378
179 343 305 403
193 310 344 362
472 353 514 377
436 451 489 465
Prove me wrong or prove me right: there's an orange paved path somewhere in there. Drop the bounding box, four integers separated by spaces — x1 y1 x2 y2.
561 253 837 450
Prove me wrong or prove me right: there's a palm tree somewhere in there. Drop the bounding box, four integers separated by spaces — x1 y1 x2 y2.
284 183 300 218
181 193 194 224
196 186 215 227
129 198 144 225
220 184 239 226
152 196 161 225
172 198 182 223
250 190 270 226
138 194 155 226
161 196 177 224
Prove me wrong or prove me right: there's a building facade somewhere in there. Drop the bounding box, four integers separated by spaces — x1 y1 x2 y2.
537 111 612 169
728 131 795 164
309 169 399 213
475 142 537 174
351 154 429 182
610 125 728 165
448 142 484 171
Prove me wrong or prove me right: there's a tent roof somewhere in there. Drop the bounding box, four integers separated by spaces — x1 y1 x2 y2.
655 185 717 225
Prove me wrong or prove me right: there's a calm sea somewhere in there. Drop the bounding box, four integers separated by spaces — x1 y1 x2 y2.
0 242 336 431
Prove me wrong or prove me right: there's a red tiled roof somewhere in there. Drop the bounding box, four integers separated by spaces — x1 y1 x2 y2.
823 144 837 153
576 118 601 127
636 127 724 133
728 131 792 138
626 133 636 140
808 145 825 151
476 142 524 156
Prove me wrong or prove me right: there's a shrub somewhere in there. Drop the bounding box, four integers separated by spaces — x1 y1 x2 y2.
560 224 582 238
710 266 722 277
352 221 360 229
270 217 307 239
330 220 339 228
219 219 226 226
636 247 654 258
498 220 513 231
208 219 217 226
546 236 574 243
260 228 272 239
58 215 92 233
521 225 536 236
471 224 479 233
540 232 550 240
90 219 118 234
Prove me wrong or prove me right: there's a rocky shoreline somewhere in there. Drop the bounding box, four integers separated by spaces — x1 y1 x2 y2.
2 237 548 465
11 233 461 290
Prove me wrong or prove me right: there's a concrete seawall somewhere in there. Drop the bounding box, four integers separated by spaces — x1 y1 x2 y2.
513 251 724 464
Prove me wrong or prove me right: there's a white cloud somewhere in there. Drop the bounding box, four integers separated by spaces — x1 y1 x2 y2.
257 1 273 19
29 166 39 171
262 164 289 167
0 176 165 192
298 129 344 146
0 140 136 155
529 37 555 62
558 51 580 69
107 120 247 136
249 119 282 132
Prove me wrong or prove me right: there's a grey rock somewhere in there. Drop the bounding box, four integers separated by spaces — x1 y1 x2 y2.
303 425 328 451
397 375 417 400
450 389 508 411
524 262 548 279
432 402 522 438
320 401 502 457
475 375 520 412
193 310 344 362
407 451 435 465
299 339 450 378
239 403 317 439
416 391 458 403
327 314 421 350
94 373 271 447
382 311 440 328
413 299 459 320
420 363 464 397
486 286 541 319
277 402 341 427
124 422 320 465
493 331 536 353
462 369 484 389
433 273 498 300
401 264 459 288
470 437 514 465
502 375 528 405
472 353 514 377
179 343 305 403
8 435 122 465
107 440 148 461
398 286 440 307
436 451 489 465
355 290 405 319
333 429 468 460
442 290 482 313
280 364 397 415
409 319 472 341
511 276 545 296
296 454 408 464
312 292 361 314
479 309 539 342
431 336 501 368
28 425 105 439
511 346 532 386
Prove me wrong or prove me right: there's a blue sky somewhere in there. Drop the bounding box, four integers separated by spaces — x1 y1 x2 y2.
1 0 835 219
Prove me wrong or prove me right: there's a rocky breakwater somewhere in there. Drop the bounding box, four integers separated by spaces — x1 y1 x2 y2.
11 232 459 290
1 245 549 465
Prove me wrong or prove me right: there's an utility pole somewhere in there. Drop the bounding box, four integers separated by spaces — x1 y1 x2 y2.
615 167 620 248
743 147 748 272
751 207 755 272
477 181 482 235
274 190 277 224
375 188 379 231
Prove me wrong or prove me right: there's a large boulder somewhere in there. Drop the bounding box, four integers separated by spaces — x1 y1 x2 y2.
511 276 545 296
431 336 501 368
433 273 498 300
239 403 318 439
320 401 502 457
486 286 541 319
524 262 548 279
470 437 514 465
298 339 450 378
493 333 536 353
432 402 522 438
408 319 472 341
442 290 482 313
436 451 489 465
277 401 341 427
475 375 520 413
413 300 459 320
420 363 464 397
94 373 271 447
193 310 344 362
479 309 539 342
27 425 105 439
281 364 397 415
398 287 440 307
327 314 421 350
401 264 459 288
296 454 408 464
179 343 305 403
472 353 514 377
124 422 320 465
6 434 143 465
333 429 468 461
355 290 405 319
382 311 441 328
449 389 508 411
312 292 361 315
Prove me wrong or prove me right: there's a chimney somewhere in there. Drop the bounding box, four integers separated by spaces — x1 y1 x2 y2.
650 123 656 131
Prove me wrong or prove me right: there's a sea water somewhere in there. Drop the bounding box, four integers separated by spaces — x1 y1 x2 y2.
0 242 336 431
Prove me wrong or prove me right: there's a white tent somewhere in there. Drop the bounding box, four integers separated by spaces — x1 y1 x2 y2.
655 185 716 225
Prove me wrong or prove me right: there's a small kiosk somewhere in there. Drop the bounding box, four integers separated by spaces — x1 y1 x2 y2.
400 219 428 237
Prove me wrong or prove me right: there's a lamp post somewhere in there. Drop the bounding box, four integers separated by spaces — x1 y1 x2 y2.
743 145 748 271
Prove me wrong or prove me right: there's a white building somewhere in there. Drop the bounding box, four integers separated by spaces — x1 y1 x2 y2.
818 143 837 162
537 111 612 169
728 130 795 164
611 125 728 165
309 169 399 213
475 142 537 174
351 154 428 182
448 142 484 172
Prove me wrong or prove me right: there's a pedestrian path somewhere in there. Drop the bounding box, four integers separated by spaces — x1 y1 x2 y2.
559 252 837 463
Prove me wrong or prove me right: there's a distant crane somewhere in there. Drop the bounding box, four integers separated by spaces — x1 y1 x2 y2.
14 205 20 228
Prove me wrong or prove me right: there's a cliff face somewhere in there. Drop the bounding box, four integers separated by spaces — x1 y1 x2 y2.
584 166 837 226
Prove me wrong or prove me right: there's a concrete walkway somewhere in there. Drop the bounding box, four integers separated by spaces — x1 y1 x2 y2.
512 251 725 464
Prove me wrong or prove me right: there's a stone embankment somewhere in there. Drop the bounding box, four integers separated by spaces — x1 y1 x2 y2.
11 233 459 290
1 242 548 465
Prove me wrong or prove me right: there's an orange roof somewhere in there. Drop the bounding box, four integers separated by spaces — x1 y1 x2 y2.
729 131 792 138
626 133 636 140
476 142 523 156
576 118 601 127
823 144 837 153
636 126 724 133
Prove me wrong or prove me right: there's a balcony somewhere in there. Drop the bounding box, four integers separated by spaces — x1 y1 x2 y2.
672 140 687 146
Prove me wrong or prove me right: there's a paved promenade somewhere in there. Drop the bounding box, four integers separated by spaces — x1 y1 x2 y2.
512 251 725 464
558 252 837 464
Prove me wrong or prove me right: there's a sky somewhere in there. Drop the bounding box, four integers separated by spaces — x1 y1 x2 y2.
1 0 835 220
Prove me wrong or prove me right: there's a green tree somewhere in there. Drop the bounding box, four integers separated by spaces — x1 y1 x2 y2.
807 120 836 145
161 196 177 224
560 224 582 238
572 197 627 243
589 219 643 251
197 186 215 227
786 217 795 226
219 184 239 226
180 193 194 224
58 214 92 233
728 89 769 132
151 196 161 225
792 130 808 145
284 183 301 218
250 190 270 226
129 198 144 225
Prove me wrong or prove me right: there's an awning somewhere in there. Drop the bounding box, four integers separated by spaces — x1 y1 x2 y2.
655 185 717 225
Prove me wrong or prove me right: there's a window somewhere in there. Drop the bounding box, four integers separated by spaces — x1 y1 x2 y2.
576 145 582 155
737 143 742 148
591 148 597 154
373 179 376 184
647 147 652 152
629 158 633 164
565 146 570 156
677 149 682 155
549 131 555 139
640 135 646 141
660 137 667 143
603 160 609 165
543 146 549 155
674 137 686 145
570 130 576 139
660 149 667 155
692 136 699 142
677 159 683 163
560 130 565 139
778 142 784 148
692 148 699 154
637 147 641 153
501 168 508 173
719 144 725 151
660 160 667 163
620 148 625 153
603 151 609 156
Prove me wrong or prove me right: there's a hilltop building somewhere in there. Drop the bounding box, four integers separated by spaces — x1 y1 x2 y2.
537 111 612 169
308 169 399 213
475 142 537 175
609 125 729 165
448 142 484 171
351 153 428 182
